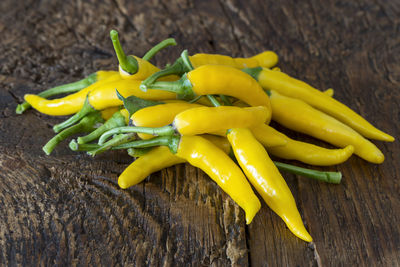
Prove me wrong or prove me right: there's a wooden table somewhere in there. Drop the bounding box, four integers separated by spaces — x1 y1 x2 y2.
1 0 399 265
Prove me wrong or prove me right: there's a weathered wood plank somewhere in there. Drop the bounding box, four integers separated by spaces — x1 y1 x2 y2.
0 0 399 266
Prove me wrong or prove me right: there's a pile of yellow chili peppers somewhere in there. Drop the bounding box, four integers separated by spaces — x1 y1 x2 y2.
17 30 394 243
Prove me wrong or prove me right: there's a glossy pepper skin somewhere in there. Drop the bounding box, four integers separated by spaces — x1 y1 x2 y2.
118 135 232 189
131 102 203 139
25 72 122 116
147 65 271 111
270 90 384 164
227 128 312 242
252 67 394 142
189 51 278 69
173 105 270 135
118 146 185 189
188 65 271 108
253 124 355 166
176 135 261 224
25 79 176 116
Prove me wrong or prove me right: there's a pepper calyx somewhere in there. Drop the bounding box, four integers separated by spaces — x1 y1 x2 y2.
242 66 263 80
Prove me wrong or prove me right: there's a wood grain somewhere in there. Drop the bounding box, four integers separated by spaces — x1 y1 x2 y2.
0 0 399 265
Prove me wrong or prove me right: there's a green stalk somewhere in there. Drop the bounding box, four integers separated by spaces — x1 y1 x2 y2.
141 49 194 88
141 58 187 88
43 112 103 155
142 38 177 61
77 110 127 144
16 73 97 114
206 95 221 107
180 50 194 71
108 135 180 154
273 161 342 184
110 30 138 74
219 95 232 106
87 133 136 157
69 140 100 151
140 74 196 100
69 139 153 154
127 147 153 157
241 67 263 80
53 96 95 133
98 125 175 145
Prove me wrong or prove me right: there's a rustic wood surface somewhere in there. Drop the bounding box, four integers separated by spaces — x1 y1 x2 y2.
1 0 399 266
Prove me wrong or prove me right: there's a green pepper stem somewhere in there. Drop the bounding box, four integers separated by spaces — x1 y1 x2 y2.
206 95 221 107
141 58 187 88
219 95 232 106
43 112 103 155
180 50 194 71
116 89 163 117
77 110 127 144
141 74 196 100
69 139 99 151
142 38 177 61
53 95 96 133
70 138 151 153
110 135 180 154
98 125 175 145
16 73 97 114
273 161 342 184
88 133 136 157
110 30 138 75
127 147 153 157
242 67 263 80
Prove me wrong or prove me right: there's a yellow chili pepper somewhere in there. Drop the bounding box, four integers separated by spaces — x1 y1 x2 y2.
190 51 278 69
173 105 270 135
324 88 334 97
118 146 185 189
131 102 203 139
227 128 312 242
118 135 232 189
176 135 261 224
25 79 176 116
142 50 278 87
270 90 384 164
252 124 355 166
244 67 394 142
144 65 271 111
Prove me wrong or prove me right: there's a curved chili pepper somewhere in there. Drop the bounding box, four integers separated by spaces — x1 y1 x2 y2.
118 146 185 189
142 50 278 87
251 124 355 166
131 102 203 139
118 135 233 189
269 90 384 164
227 128 312 242
244 67 394 142
190 50 278 69
176 135 261 224
111 134 261 224
99 105 269 144
25 79 176 116
142 64 271 110
16 70 118 114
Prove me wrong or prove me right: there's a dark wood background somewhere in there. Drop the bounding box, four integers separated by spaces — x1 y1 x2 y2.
1 0 399 266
